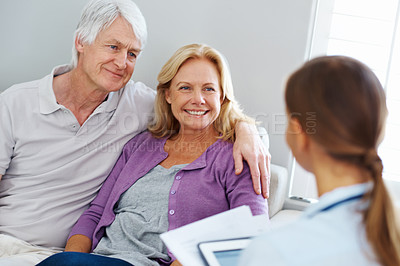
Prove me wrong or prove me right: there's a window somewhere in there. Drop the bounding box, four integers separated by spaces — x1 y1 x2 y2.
327 0 400 182
289 0 400 201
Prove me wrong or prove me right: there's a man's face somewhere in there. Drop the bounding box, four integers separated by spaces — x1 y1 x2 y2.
76 16 141 93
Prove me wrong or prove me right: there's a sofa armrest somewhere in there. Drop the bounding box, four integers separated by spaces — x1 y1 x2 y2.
257 126 288 218
268 164 288 218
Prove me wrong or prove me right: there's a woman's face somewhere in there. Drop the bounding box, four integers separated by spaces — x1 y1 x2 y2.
166 58 222 135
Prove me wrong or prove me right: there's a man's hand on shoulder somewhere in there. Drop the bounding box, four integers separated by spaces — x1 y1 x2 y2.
233 122 271 199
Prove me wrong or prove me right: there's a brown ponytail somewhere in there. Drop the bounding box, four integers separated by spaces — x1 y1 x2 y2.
362 151 400 266
285 56 400 265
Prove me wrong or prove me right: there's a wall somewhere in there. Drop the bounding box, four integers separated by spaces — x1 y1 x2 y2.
0 0 316 168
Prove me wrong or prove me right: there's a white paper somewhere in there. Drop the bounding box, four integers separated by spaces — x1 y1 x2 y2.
160 205 270 266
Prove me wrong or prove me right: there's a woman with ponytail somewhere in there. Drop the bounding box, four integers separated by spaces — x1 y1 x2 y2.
240 56 400 266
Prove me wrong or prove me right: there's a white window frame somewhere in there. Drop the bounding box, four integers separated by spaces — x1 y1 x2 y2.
287 0 400 208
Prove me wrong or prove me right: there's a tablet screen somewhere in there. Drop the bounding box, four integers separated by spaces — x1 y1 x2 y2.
198 238 251 266
214 249 242 266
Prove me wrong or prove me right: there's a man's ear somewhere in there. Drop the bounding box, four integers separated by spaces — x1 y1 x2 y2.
75 36 84 53
165 89 172 104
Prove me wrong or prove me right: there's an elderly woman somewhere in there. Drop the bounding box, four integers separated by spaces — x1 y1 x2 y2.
38 44 268 266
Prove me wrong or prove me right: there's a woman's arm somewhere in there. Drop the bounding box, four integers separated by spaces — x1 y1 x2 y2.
224 151 269 216
64 234 92 253
233 122 271 198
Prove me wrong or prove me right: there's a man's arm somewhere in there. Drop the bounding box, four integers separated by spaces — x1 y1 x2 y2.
233 122 271 199
64 234 92 253
0 175 2 181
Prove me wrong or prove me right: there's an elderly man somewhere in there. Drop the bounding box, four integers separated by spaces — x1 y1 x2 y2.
0 0 269 265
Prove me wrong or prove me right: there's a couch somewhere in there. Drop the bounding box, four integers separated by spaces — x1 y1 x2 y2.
258 127 304 228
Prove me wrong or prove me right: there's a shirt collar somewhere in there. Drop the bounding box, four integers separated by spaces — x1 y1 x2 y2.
39 65 73 114
103 88 120 113
39 64 120 115
304 182 372 218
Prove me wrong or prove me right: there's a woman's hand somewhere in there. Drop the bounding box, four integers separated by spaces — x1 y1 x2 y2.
171 260 183 266
64 234 92 253
233 122 271 198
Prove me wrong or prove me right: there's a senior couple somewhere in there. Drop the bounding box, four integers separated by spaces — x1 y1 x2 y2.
0 0 270 265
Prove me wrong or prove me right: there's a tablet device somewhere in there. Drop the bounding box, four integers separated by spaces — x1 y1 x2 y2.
198 237 252 266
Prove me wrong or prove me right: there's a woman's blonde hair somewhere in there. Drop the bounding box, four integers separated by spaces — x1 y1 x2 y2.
148 43 254 141
285 56 400 266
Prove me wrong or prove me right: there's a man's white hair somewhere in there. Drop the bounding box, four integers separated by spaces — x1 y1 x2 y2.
71 0 147 67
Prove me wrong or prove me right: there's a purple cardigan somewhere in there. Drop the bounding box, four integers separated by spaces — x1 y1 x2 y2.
69 131 268 262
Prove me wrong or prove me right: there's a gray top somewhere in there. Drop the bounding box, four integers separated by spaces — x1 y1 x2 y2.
93 164 187 266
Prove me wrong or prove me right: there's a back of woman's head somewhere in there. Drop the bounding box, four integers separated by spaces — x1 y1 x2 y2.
286 56 400 266
286 56 386 163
